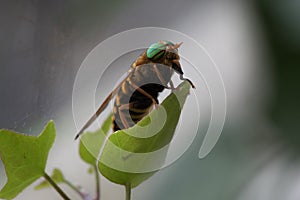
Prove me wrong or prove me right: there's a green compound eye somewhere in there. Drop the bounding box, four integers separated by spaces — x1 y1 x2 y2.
146 41 174 60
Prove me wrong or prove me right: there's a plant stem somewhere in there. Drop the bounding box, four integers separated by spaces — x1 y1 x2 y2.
43 172 71 200
125 183 131 200
94 164 100 200
63 179 84 199
63 180 93 200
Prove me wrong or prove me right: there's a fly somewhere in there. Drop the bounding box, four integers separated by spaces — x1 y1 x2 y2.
75 40 195 139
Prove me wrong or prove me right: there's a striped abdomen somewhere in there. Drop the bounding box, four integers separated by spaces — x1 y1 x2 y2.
112 63 173 131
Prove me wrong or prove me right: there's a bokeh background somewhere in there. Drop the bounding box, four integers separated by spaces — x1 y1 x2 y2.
1 0 300 199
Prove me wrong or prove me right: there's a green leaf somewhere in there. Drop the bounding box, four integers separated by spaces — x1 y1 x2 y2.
79 114 112 165
34 168 64 190
98 81 191 188
0 121 56 199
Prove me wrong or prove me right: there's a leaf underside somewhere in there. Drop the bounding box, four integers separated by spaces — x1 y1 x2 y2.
79 114 112 165
79 81 191 188
0 121 56 199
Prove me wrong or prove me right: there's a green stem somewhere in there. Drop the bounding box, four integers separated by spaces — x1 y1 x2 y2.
63 179 84 198
64 179 93 200
43 172 71 200
125 183 131 200
94 164 100 200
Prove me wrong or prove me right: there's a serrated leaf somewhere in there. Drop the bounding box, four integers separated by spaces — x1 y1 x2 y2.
98 81 191 187
34 168 64 190
0 121 56 199
79 114 112 165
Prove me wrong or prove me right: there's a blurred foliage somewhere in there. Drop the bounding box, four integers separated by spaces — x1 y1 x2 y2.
256 0 300 150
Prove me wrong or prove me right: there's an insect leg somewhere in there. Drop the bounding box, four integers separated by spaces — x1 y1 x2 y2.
169 79 175 91
179 74 195 88
117 102 134 129
153 64 169 88
128 80 159 108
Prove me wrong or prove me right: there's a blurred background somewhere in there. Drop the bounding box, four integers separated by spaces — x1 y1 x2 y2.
1 0 300 199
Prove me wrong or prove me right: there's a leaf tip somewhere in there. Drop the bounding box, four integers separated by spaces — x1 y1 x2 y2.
39 120 56 138
47 120 55 128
